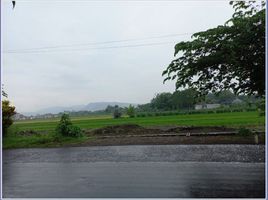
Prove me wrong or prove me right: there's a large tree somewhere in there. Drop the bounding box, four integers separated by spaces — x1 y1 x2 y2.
150 92 173 110
163 1 265 97
171 89 197 110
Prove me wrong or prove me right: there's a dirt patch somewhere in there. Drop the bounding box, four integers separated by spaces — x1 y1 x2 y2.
165 126 236 133
78 124 264 146
74 134 265 147
87 124 162 136
87 124 237 137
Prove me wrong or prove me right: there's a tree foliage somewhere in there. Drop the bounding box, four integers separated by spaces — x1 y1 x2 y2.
151 93 173 110
163 1 265 97
172 89 197 110
2 100 16 136
149 90 197 111
137 89 257 112
207 90 236 105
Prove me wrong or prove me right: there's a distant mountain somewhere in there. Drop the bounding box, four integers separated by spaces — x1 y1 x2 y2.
22 102 138 116
84 102 136 112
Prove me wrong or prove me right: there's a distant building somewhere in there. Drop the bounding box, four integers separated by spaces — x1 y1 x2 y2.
195 103 221 110
12 113 29 120
232 98 244 105
13 113 59 121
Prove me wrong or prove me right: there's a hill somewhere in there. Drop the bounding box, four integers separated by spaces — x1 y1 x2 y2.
22 102 138 116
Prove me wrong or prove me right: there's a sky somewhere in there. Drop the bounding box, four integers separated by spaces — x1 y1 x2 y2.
2 0 234 113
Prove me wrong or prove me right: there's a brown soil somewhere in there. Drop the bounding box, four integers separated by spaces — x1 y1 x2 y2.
77 124 266 146
86 124 236 137
87 124 162 136
166 126 236 133
75 135 265 147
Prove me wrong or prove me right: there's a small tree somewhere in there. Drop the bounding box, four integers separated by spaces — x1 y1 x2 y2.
127 105 135 118
150 92 173 110
113 105 121 119
2 100 16 136
56 113 83 137
56 113 72 135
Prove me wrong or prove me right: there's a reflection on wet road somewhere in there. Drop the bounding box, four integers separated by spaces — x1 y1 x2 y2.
3 145 265 198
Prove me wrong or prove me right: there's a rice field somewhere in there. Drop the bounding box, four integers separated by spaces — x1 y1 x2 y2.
11 111 265 133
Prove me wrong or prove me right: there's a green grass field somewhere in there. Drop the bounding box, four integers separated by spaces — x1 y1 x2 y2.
11 111 265 133
4 111 265 149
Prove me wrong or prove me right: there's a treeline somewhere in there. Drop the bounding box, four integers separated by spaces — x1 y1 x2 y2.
57 89 261 118
59 105 127 117
136 89 260 113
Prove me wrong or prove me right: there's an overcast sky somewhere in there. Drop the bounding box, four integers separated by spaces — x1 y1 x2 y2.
2 0 234 113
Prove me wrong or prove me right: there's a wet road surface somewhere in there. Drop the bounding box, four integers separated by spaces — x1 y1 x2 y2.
3 145 265 198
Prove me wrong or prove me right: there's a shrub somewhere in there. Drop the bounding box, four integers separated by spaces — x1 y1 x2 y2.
113 105 122 119
147 113 153 117
246 108 257 112
232 108 243 112
257 99 265 116
168 112 173 115
140 113 146 117
126 105 135 118
67 126 83 137
56 114 83 137
238 127 253 136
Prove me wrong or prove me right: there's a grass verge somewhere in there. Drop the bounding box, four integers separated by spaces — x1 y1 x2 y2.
3 132 92 149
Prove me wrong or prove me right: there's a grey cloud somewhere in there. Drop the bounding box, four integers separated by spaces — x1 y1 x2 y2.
3 1 234 112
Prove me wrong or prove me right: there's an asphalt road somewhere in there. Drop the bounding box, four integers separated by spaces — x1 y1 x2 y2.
3 145 265 198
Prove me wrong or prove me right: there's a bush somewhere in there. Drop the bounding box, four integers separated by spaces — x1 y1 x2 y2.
246 108 257 112
147 113 153 117
207 110 214 114
56 114 83 137
67 125 83 137
113 105 122 119
238 127 253 136
257 99 265 116
126 105 135 118
137 113 146 117
232 108 243 112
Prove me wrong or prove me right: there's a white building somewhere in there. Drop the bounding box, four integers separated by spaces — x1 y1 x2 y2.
195 103 221 110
